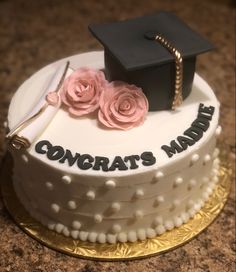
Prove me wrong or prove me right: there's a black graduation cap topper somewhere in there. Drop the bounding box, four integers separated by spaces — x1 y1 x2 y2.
89 12 214 111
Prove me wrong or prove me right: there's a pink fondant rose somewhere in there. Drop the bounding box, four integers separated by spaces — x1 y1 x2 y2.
61 68 106 116
98 81 149 130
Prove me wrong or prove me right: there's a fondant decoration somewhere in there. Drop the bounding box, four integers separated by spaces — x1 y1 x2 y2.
162 104 215 158
35 140 156 171
46 91 60 106
98 81 148 130
156 225 166 235
89 12 213 111
6 62 73 149
61 67 106 117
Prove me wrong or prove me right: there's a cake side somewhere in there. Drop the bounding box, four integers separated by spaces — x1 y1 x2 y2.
8 52 221 244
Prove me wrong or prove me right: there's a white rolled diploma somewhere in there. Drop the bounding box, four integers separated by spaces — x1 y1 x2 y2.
7 62 74 148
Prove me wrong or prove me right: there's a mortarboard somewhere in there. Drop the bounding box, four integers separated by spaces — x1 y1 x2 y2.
89 12 214 111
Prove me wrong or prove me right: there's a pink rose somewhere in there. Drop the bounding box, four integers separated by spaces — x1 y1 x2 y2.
98 81 149 130
61 68 106 116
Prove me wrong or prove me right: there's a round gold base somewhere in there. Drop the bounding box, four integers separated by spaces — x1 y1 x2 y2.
0 152 232 261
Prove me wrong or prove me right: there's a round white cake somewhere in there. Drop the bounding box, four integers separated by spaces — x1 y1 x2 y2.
8 51 221 243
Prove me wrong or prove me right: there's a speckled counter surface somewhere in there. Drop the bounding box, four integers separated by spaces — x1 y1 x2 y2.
0 0 235 271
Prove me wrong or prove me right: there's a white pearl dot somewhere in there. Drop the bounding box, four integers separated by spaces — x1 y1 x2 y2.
112 224 121 233
45 182 53 190
215 125 222 136
79 231 88 241
135 189 144 198
94 214 103 223
202 177 209 184
181 212 190 223
48 222 55 230
88 232 97 243
188 179 196 189
51 203 60 213
174 177 183 187
204 154 211 164
97 233 106 244
146 228 156 238
107 234 116 244
191 154 200 163
110 202 121 212
155 195 164 205
68 200 77 210
137 229 146 240
174 217 183 227
156 225 166 235
128 231 137 242
134 210 143 219
86 190 95 200
62 175 71 184
71 230 79 239
117 232 127 243
153 216 163 226
187 199 194 209
155 171 164 181
105 180 116 189
21 154 28 163
164 220 174 231
72 220 81 230
55 223 64 233
173 199 180 208
213 148 220 158
62 227 70 237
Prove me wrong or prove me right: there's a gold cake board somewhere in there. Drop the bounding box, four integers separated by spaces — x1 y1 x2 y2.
0 152 232 261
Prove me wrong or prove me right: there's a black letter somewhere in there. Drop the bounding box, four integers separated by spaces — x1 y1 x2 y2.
109 156 128 171
184 126 203 142
161 140 183 158
77 154 94 170
35 140 52 154
124 155 140 169
93 156 109 171
140 152 156 166
47 145 65 161
177 136 195 150
59 149 80 167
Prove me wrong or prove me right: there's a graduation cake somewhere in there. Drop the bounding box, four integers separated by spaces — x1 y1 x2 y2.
6 12 222 244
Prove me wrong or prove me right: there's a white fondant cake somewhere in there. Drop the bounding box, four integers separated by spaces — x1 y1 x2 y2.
8 51 221 244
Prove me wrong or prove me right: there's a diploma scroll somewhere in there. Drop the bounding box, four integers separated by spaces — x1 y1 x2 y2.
7 61 73 150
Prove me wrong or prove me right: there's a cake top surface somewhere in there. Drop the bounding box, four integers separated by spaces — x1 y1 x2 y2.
89 12 213 70
8 51 219 177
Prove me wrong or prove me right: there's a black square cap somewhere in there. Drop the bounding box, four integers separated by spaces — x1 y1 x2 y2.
89 12 214 111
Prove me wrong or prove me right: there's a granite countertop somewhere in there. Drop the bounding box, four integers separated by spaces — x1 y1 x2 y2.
0 0 235 271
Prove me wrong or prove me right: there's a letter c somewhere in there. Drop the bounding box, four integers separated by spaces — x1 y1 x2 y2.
35 140 52 154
